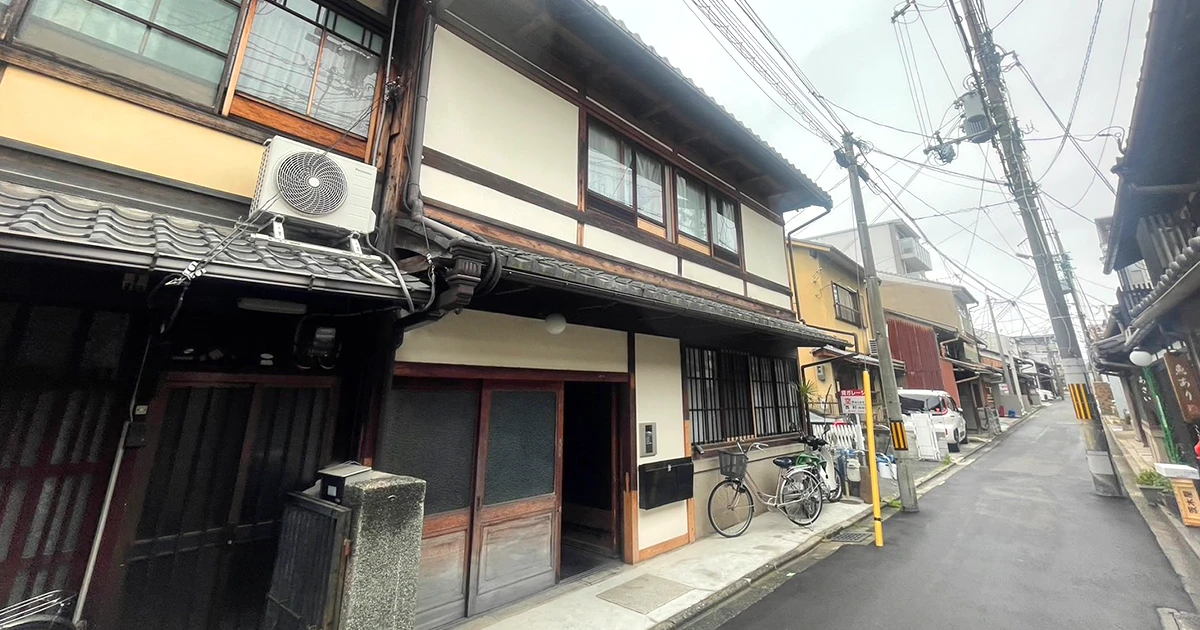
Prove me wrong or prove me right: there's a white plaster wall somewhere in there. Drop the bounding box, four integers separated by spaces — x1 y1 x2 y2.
746 283 793 310
422 167 578 243
634 334 689 549
680 260 744 295
424 28 578 204
396 310 627 373
582 225 678 274
741 206 789 286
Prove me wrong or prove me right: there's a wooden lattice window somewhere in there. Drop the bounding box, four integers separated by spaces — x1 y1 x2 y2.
685 347 804 446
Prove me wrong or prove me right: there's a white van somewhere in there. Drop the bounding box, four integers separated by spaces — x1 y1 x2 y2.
898 389 969 452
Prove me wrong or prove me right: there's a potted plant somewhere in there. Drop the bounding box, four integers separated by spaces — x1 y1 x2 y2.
1136 470 1168 505
1159 476 1180 515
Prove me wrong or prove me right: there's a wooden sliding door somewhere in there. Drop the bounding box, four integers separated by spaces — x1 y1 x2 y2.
468 384 562 616
378 380 562 627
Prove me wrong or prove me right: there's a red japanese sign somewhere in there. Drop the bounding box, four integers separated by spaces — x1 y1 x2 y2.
1165 353 1200 423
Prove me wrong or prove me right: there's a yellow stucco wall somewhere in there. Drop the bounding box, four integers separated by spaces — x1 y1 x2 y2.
878 280 960 330
0 68 265 197
789 243 872 409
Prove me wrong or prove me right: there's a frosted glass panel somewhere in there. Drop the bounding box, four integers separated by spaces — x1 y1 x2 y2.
484 391 556 506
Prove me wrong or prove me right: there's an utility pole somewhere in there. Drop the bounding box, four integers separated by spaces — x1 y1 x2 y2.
986 295 1024 423
843 132 919 512
954 0 1120 496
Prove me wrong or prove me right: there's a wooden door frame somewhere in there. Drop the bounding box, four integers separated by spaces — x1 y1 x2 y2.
87 372 338 628
463 380 564 616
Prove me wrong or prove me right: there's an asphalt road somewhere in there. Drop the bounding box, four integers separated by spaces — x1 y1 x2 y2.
718 402 1193 630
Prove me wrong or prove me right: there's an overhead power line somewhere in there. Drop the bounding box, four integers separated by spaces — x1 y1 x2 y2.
1065 0 1137 205
1038 0 1105 180
1015 62 1118 195
992 0 1028 30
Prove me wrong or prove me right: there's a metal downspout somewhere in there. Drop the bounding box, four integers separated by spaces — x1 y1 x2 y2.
404 10 436 219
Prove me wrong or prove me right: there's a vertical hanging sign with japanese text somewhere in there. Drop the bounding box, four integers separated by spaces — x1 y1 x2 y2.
1165 353 1200 423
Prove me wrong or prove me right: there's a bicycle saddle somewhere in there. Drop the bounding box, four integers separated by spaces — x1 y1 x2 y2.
772 456 795 469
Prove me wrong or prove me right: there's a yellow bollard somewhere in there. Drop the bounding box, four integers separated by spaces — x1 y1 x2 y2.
864 370 884 547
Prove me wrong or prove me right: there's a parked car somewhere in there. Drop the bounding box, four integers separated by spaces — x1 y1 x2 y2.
1037 388 1055 402
898 389 969 452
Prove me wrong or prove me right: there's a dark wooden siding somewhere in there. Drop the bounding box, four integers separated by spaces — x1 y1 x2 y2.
0 304 129 605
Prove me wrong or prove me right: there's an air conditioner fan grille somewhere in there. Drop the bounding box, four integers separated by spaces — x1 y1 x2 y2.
276 151 348 216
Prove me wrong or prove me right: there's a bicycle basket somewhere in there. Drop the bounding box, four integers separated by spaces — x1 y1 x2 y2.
718 451 749 480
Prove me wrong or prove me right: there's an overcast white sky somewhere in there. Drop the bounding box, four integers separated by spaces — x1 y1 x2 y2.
595 0 1151 337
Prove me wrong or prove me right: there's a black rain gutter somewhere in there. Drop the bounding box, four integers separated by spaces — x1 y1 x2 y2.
785 206 832 314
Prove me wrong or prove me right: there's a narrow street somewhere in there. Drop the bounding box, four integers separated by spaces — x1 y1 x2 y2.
718 402 1194 629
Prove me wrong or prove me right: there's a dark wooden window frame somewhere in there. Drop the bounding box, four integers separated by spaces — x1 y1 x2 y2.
683 346 804 447
585 119 669 231
0 0 388 161
832 282 861 326
584 116 744 269
225 0 387 159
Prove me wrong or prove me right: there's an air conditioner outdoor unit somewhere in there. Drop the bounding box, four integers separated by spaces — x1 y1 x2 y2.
252 136 377 234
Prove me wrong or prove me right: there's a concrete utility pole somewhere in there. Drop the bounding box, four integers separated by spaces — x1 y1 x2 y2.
954 0 1120 496
843 132 919 512
986 296 1024 421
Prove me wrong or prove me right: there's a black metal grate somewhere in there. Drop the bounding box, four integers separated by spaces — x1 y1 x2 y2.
827 531 873 544
262 493 351 630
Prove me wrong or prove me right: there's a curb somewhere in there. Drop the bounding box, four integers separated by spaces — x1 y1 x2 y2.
650 503 870 630
652 406 1048 629
1105 422 1200 611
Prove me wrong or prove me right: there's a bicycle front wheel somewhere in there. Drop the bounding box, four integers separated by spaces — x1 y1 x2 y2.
708 479 755 537
779 469 823 527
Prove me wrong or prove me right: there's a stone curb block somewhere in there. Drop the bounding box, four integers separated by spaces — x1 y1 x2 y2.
650 404 1048 630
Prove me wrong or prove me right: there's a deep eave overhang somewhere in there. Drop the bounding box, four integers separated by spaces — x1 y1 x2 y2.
492 244 844 348
1106 0 1200 273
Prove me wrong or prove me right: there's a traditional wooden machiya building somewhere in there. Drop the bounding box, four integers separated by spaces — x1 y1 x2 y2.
375 1 845 626
0 0 844 626
1093 0 1200 471
0 0 477 627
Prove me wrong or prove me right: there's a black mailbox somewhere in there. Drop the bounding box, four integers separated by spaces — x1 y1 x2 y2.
638 457 693 510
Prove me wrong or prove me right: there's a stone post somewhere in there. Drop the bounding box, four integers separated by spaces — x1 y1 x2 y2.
339 471 426 630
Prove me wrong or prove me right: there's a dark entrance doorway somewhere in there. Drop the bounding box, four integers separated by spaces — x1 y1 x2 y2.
560 382 621 581
97 374 339 630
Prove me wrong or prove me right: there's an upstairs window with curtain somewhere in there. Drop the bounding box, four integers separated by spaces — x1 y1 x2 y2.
587 121 667 225
686 347 804 446
235 0 384 136
676 174 708 242
16 0 240 104
712 194 740 260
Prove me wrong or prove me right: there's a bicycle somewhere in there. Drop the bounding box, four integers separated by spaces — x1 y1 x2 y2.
0 590 76 630
701 440 824 538
793 434 845 503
